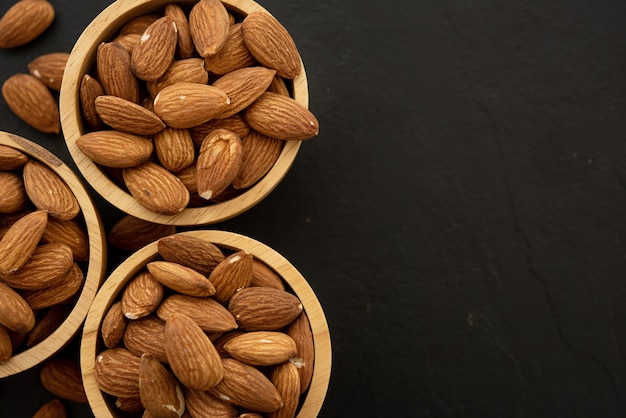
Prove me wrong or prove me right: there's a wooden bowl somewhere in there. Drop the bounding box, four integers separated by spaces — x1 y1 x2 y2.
0 131 106 378
81 230 331 417
59 0 308 226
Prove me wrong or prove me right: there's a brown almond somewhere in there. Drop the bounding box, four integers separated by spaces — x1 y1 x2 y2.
154 127 196 172
0 281 35 333
0 144 28 171
113 33 141 54
115 396 144 413
25 304 71 348
212 66 276 119
97 41 139 103
267 76 291 97
147 261 215 297
165 4 195 59
157 234 225 275
41 218 89 262
94 348 141 398
213 330 245 358
209 358 283 412
108 215 176 253
32 399 67 418
123 162 191 215
153 83 230 129
79 74 105 131
223 331 297 366
189 0 230 58
28 52 69 91
196 128 243 200
286 311 315 393
23 160 80 220
0 0 55 48
21 262 84 309
157 294 238 333
208 250 253 303
119 14 161 36
164 313 224 391
228 287 303 331
269 362 301 418
190 114 250 148
2 73 60 134
101 301 128 349
0 172 27 213
241 12 301 79
0 210 48 274
243 92 318 141
0 324 12 362
232 130 283 189
123 315 168 363
131 16 178 81
139 353 185 418
0 243 74 290
184 387 238 418
147 58 209 98
40 358 88 403
95 95 166 135
76 130 154 168
251 259 285 290
239 414 263 418
204 23 256 76
174 164 198 195
121 270 164 320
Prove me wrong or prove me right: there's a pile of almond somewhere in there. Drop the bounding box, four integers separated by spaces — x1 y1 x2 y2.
94 234 314 418
76 0 319 216
0 144 89 362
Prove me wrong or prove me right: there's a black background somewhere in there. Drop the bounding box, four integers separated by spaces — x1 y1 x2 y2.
1 0 626 417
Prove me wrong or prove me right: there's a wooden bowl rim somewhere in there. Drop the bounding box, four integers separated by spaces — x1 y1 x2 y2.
81 229 331 418
0 131 107 378
59 0 308 226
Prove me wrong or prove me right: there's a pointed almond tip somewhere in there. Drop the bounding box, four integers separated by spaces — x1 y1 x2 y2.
200 190 213 200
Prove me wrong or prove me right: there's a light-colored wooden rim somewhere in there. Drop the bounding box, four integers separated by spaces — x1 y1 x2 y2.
0 131 107 378
81 230 331 418
59 0 307 226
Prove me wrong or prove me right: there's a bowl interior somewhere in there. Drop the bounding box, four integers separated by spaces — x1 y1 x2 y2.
0 131 106 378
81 230 330 418
59 0 307 226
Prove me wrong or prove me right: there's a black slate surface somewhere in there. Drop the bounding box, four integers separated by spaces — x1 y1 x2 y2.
1 0 626 416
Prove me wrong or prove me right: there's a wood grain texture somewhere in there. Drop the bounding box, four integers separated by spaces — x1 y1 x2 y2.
81 230 331 418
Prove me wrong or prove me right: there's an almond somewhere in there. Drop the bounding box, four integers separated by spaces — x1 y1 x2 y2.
212 66 276 119
94 348 142 398
20 262 84 309
208 250 253 303
97 41 139 103
76 130 154 168
101 301 128 349
241 11 301 79
153 83 230 129
0 0 55 48
228 287 303 331
25 304 71 348
0 243 74 290
147 261 215 297
0 210 48 274
190 115 250 148
0 172 28 213
165 4 194 59
41 218 89 262
164 313 224 391
113 33 141 54
189 0 230 58
157 294 238 333
32 399 67 418
267 76 290 97
174 165 198 195
23 160 80 220
0 324 12 362
213 330 245 358
0 144 29 171
124 162 191 215
95 95 166 135
147 58 208 98
120 14 161 36
209 358 283 412
122 270 164 320
123 315 168 363
268 362 301 418
183 387 238 418
79 74 105 131
0 281 35 333
40 357 88 403
285 311 315 393
251 259 285 290
232 130 283 189
2 73 60 134
139 353 185 418
204 23 256 76
153 127 195 172
115 396 145 413
223 331 297 366
196 128 243 200
157 234 225 275
243 92 318 141
108 215 176 253
28 52 69 91
131 16 178 81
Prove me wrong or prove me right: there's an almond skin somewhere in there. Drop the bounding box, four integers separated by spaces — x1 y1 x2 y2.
223 331 297 366
204 23 257 76
157 234 225 275
285 311 315 393
139 353 185 418
251 259 285 290
123 315 168 363
32 399 67 418
79 74 105 131
196 128 243 200
94 348 142 398
153 83 230 129
269 362 301 418
2 73 60 134
147 261 215 297
25 304 71 348
0 144 29 171
108 215 176 252
0 325 12 362
243 92 319 141
228 287 303 331
165 4 194 59
97 41 139 103
76 131 154 168
190 115 250 148
153 127 196 172
241 11 301 79
232 130 283 190
157 294 238 333
28 52 69 91
20 262 84 309
131 16 178 81
0 281 35 333
41 218 89 262
101 301 128 349
189 0 230 58
0 0 55 48
120 14 161 37
95 95 166 135
183 387 238 418
212 66 276 119
0 172 28 214
0 243 74 290
40 358 88 403
23 160 80 220
0 210 48 274
208 250 253 303
146 58 208 98
121 270 164 320
124 162 191 215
